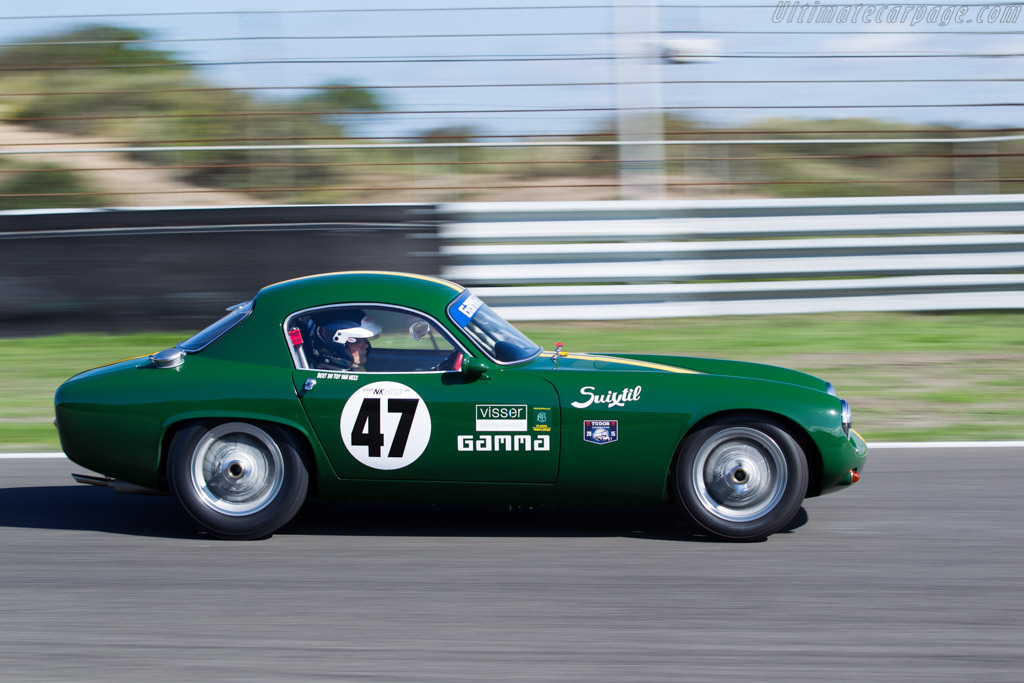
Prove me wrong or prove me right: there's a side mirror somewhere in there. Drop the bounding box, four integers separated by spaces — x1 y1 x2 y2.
461 357 490 379
409 321 431 341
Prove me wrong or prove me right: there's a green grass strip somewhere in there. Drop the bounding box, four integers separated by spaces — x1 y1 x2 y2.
2 312 1022 450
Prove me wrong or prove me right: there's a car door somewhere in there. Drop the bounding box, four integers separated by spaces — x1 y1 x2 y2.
287 304 560 483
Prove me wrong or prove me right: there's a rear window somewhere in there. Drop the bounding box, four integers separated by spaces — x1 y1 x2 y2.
178 301 252 353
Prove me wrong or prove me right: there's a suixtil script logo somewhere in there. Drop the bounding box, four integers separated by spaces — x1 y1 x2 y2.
570 385 642 409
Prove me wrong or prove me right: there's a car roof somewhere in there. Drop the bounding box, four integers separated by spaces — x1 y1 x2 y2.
254 271 465 317
203 272 468 366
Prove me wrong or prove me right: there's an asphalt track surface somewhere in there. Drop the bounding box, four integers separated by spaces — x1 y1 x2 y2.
1 446 1022 682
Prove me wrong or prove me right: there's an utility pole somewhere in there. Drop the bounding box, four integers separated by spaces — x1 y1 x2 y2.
613 0 666 200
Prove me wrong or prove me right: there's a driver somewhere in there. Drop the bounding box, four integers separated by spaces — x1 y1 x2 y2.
312 309 381 371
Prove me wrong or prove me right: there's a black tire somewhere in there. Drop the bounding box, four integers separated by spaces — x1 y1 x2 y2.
168 420 310 539
674 416 808 541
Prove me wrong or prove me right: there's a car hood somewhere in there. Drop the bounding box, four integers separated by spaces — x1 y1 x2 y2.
528 351 829 393
60 355 151 385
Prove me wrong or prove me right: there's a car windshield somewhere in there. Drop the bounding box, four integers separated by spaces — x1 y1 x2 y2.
447 290 541 363
178 301 252 353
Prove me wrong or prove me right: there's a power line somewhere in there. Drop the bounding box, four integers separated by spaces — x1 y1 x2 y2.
2 128 1020 148
3 78 1023 98
667 30 1024 35
5 150 1023 174
3 50 1023 73
0 6 615 21
4 135 1023 157
2 3 1021 19
5 26 1023 49
0 55 619 72
6 176 1024 200
0 31 615 48
5 102 1021 126
659 2 1024 7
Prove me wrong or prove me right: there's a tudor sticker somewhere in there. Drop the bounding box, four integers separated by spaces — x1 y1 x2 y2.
584 420 618 445
340 381 431 470
570 385 642 409
476 404 527 432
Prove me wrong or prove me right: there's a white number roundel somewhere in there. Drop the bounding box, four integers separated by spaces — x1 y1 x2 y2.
339 382 431 470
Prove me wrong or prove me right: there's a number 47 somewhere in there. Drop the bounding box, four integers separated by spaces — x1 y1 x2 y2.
351 398 418 458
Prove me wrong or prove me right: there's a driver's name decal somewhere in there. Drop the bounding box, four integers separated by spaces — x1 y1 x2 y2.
316 372 358 381
570 385 642 409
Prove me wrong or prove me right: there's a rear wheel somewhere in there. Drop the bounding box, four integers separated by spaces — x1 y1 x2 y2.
675 418 807 541
168 421 309 539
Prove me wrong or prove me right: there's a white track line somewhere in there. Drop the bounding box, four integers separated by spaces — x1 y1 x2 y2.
1 442 1023 460
869 442 1024 449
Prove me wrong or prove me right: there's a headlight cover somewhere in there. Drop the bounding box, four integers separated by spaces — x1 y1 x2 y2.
840 399 852 436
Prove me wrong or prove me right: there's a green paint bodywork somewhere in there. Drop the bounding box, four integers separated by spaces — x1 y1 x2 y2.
55 272 867 506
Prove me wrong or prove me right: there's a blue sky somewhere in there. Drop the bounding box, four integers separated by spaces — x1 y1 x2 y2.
1 1 1020 138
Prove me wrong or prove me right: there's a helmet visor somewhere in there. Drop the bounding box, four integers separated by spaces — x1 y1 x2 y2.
331 315 382 344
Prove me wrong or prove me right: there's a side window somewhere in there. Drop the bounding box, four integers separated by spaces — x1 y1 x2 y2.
285 306 461 373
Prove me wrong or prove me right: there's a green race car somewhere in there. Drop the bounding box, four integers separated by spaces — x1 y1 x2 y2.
55 271 867 541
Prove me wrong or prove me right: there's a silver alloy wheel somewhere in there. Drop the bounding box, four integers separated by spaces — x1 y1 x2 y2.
690 426 789 523
189 422 285 516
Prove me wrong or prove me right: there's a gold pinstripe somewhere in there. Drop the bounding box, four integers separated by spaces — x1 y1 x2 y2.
561 353 701 375
269 271 464 292
91 354 149 370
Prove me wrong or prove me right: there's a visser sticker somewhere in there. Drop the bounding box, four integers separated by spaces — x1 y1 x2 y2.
570 385 642 409
476 404 527 432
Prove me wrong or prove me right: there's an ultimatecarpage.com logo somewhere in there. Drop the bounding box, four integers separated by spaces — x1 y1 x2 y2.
772 2 1021 26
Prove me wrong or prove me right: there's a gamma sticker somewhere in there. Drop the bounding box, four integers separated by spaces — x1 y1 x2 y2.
340 381 431 470
584 420 618 445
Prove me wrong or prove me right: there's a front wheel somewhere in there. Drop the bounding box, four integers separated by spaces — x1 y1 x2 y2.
168 421 309 539
675 418 807 541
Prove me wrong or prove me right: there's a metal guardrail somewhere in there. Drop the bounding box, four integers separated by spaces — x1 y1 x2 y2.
2 195 1021 332
438 195 1024 320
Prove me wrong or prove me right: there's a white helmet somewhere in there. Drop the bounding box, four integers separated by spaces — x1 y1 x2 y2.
328 314 381 344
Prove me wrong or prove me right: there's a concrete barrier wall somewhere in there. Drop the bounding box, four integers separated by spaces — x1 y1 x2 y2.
0 205 439 334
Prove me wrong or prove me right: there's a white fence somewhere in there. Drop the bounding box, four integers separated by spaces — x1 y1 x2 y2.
438 195 1024 320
